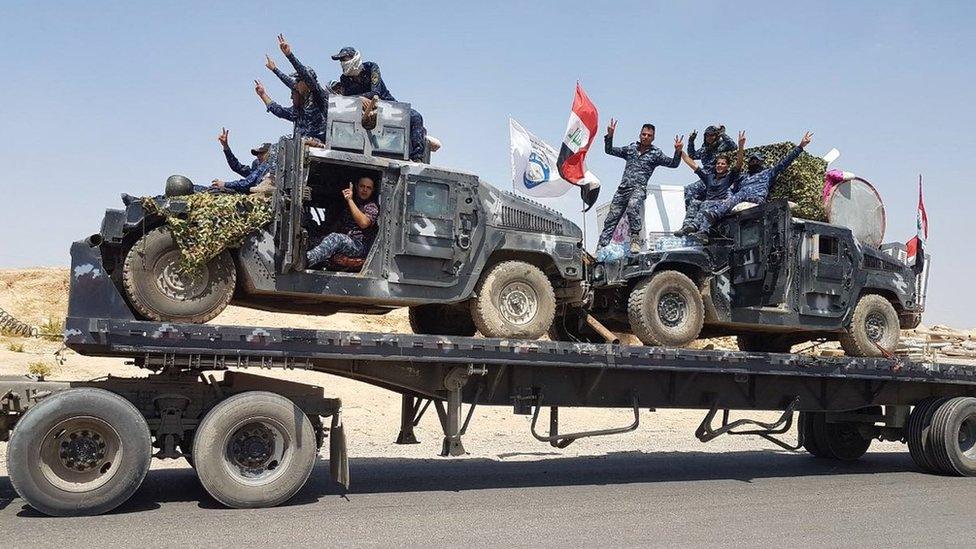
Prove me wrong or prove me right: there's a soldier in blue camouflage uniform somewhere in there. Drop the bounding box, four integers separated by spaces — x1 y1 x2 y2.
328 46 428 162
694 132 813 240
255 35 329 142
683 125 737 208
674 131 746 236
306 176 380 268
211 128 274 194
597 119 683 253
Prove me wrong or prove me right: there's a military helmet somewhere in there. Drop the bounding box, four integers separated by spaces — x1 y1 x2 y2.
165 174 194 197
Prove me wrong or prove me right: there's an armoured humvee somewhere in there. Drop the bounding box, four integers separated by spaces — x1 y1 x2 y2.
88 97 585 339
573 199 926 357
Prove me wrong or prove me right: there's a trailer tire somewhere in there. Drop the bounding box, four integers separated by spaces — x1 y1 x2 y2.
799 412 827 457
907 397 949 473
628 271 704 347
471 261 556 339
810 412 872 461
122 226 236 324
192 391 316 508
929 397 976 476
6 388 152 517
737 334 794 353
839 294 900 357
409 304 477 336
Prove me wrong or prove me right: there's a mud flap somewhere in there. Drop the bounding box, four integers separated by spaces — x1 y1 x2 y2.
329 412 349 489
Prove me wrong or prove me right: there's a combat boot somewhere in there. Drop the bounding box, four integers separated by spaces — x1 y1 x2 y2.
629 236 642 255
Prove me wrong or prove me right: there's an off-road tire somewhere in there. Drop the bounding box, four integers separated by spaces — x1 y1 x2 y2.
470 261 556 339
192 391 317 509
839 294 900 357
628 271 704 347
548 307 604 343
409 304 477 336
7 388 152 517
122 226 236 324
737 334 794 353
907 397 950 473
928 397 976 476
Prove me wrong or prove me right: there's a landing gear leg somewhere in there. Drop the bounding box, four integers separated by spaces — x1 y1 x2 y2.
437 366 485 457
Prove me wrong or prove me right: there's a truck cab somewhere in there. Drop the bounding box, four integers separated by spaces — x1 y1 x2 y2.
584 199 926 356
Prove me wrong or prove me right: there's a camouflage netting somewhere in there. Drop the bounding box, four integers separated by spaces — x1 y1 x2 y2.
743 141 828 221
143 193 273 272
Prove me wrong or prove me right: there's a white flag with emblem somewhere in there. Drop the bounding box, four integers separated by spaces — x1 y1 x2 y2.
509 118 572 198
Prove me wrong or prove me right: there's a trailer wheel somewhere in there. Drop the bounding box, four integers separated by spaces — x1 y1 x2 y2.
470 261 556 339
122 226 236 324
928 397 976 476
799 412 827 457
839 294 900 357
810 412 872 461
628 271 704 347
409 304 477 336
907 397 950 473
192 391 317 508
737 334 794 353
6 388 152 517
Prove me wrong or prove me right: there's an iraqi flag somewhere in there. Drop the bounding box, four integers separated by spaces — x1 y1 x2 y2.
557 83 601 211
906 176 927 274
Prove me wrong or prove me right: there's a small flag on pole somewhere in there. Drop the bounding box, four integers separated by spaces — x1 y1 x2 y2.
906 175 927 274
557 82 601 211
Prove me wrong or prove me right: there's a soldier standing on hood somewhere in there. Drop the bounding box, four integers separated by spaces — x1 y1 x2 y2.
328 46 429 162
255 34 329 142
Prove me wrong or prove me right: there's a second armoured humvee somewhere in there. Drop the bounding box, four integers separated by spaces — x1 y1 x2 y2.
574 199 926 357
87 97 585 339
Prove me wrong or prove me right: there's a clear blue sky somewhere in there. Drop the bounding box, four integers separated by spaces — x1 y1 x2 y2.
1 1 973 327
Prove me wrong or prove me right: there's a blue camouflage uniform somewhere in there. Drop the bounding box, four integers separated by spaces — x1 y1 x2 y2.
266 52 329 142
220 147 273 194
699 145 804 232
332 60 427 161
681 167 739 231
684 127 737 206
598 134 681 247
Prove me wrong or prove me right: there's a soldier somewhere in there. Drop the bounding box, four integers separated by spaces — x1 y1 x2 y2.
328 46 428 162
683 125 737 206
211 128 274 194
693 131 813 241
675 131 746 236
597 119 683 253
255 34 329 142
306 176 380 268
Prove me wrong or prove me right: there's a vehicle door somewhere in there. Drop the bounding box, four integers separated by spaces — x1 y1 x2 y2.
276 137 307 274
729 200 792 308
798 224 856 318
391 166 479 288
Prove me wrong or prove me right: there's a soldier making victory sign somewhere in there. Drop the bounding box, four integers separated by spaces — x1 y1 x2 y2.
255 34 330 143
598 119 683 254
211 127 274 193
674 130 746 237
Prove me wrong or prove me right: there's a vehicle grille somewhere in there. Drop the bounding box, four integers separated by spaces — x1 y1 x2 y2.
501 206 563 235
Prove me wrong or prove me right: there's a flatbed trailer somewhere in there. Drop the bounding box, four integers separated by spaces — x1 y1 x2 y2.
3 245 976 516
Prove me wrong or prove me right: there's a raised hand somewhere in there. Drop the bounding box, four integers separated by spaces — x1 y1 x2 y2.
254 79 266 96
799 131 813 148
211 179 225 189
342 183 354 202
218 127 229 148
674 135 684 151
265 54 276 71
607 118 617 137
277 34 291 56
689 129 698 142
738 130 746 148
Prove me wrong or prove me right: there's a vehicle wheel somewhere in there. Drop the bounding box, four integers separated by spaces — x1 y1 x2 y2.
6 388 152 517
548 307 604 343
737 334 794 353
122 226 236 324
470 261 556 339
627 271 704 347
799 411 827 457
839 294 900 357
907 397 949 473
409 304 477 336
810 411 872 461
928 397 976 476
192 391 317 508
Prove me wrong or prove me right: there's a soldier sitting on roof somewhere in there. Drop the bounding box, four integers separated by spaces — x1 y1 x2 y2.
327 46 431 162
683 125 737 208
674 131 746 237
255 34 329 142
306 176 380 269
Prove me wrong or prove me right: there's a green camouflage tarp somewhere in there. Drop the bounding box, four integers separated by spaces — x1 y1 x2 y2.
743 141 828 221
143 193 273 272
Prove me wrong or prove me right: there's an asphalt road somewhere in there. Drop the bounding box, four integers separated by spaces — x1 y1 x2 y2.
2 450 974 548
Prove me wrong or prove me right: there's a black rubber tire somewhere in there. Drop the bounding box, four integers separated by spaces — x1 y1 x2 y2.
800 411 827 457
810 412 872 461
409 304 477 336
122 226 236 324
839 294 900 357
737 334 794 353
6 388 152 517
907 397 949 473
470 261 556 339
548 307 604 343
929 397 976 476
627 271 704 347
192 391 317 508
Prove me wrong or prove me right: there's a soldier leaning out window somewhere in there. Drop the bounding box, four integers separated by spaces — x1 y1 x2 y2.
306 176 379 269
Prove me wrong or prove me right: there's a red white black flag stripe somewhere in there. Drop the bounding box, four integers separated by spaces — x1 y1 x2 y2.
557 82 601 210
